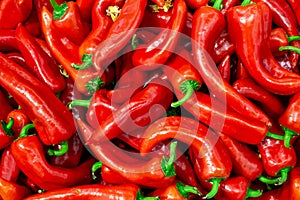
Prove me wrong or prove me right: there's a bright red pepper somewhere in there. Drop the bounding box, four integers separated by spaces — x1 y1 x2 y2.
184 0 209 10
0 117 14 149
0 88 13 121
270 28 289 56
212 31 236 64
217 55 231 82
0 0 32 29
24 183 158 200
23 9 41 38
0 30 18 52
286 0 300 26
0 147 20 183
132 0 187 71
290 167 300 199
192 4 271 126
5 52 28 69
220 0 241 14
226 2 300 96
76 0 95 22
0 52 76 145
0 177 31 200
6 109 30 137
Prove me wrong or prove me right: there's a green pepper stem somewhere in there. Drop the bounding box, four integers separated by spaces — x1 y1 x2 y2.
48 140 69 156
71 54 93 70
279 46 300 54
241 0 252 6
136 190 160 200
276 167 291 186
288 36 300 43
258 175 280 185
131 34 138 50
18 123 35 139
50 0 68 20
205 178 222 199
213 0 223 10
266 131 285 140
1 117 14 137
91 161 103 180
161 141 177 177
245 188 263 199
86 77 104 95
282 126 299 148
176 182 202 198
68 98 91 110
171 80 200 108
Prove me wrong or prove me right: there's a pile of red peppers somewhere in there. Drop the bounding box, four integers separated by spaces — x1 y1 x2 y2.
0 0 300 199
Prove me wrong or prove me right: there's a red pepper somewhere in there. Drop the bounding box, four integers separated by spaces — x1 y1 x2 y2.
87 78 173 142
233 78 285 119
286 0 300 26
192 4 271 126
76 0 95 22
11 124 95 191
150 181 202 199
5 52 28 69
0 0 32 29
0 177 31 200
290 167 300 199
24 183 158 200
217 55 231 83
219 133 263 181
0 117 14 149
15 24 66 94
212 31 236 64
258 137 296 186
40 6 81 81
140 116 232 199
184 0 209 10
6 109 30 137
0 30 18 52
226 2 300 96
270 28 289 56
49 0 90 45
220 0 241 14
23 9 41 38
0 88 13 121
0 53 76 145
132 0 187 71
0 147 20 183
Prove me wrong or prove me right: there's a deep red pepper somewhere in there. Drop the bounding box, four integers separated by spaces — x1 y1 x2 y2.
258 137 296 186
0 88 13 121
192 4 271 126
23 9 41 38
217 55 231 83
290 167 300 199
5 52 28 69
226 2 300 95
6 109 30 137
11 124 95 191
16 24 66 94
0 147 20 183
184 0 209 10
270 28 289 56
0 117 14 149
219 133 263 181
212 31 236 64
233 78 285 119
0 177 31 200
132 0 187 71
49 0 91 45
0 52 76 145
0 0 32 29
220 0 241 14
0 30 18 52
140 116 232 199
40 6 81 81
286 0 300 26
76 0 96 22
24 183 158 200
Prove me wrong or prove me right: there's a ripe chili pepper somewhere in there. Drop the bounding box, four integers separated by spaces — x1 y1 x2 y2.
0 117 14 149
150 181 202 199
132 0 187 71
76 0 95 22
163 48 202 107
5 52 28 69
219 133 263 181
258 137 296 186
270 28 289 56
40 6 81 81
0 88 13 121
0 30 18 52
220 0 241 14
11 124 95 191
0 177 31 200
286 0 300 26
24 183 158 200
226 2 300 96
0 147 20 183
212 31 236 64
0 0 32 29
217 55 231 83
15 24 66 94
140 116 233 199
290 167 300 199
192 3 271 126
23 8 41 38
0 52 76 145
77 118 176 188
233 78 285 119
185 0 209 10
87 78 173 142
49 0 90 45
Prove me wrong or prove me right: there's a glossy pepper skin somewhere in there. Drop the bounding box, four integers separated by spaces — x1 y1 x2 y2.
0 0 32 29
192 5 271 126
0 177 31 200
6 109 30 136
11 130 95 191
76 0 95 22
0 30 18 52
226 2 300 95
15 24 66 94
0 88 13 121
0 147 20 183
87 78 173 142
290 167 300 200
132 0 187 71
0 53 76 145
287 0 300 26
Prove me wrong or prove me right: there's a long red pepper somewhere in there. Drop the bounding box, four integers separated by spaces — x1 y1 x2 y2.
15 24 66 94
0 53 75 145
132 0 187 71
24 184 158 200
217 55 231 82
226 2 300 96
0 147 20 183
0 177 31 200
11 124 95 191
0 0 32 29
0 30 18 52
140 116 232 199
286 0 300 26
192 4 271 126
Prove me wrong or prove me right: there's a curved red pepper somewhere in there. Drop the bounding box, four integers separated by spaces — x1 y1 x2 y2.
217 55 231 83
132 0 187 71
270 28 289 56
192 5 271 126
140 3 172 28
15 24 66 94
0 0 32 29
0 53 76 145
0 30 18 52
226 2 300 96
0 177 31 200
0 147 20 183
